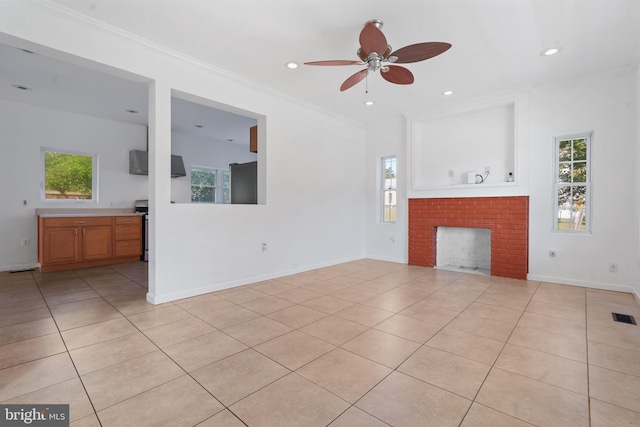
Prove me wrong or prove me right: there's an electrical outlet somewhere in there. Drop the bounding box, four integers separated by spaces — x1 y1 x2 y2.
549 249 557 258
448 170 455 178
484 166 491 174
609 263 619 273
261 243 267 252
22 199 28 206
20 238 30 247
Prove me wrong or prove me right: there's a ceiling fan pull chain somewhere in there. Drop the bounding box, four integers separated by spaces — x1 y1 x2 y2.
366 70 369 94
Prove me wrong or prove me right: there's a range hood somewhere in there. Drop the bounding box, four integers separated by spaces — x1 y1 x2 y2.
129 150 186 178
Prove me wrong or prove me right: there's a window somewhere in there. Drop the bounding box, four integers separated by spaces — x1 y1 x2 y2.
553 133 592 232
382 156 397 222
41 148 97 202
191 166 230 204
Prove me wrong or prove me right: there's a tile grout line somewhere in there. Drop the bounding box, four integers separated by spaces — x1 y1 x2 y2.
32 268 104 427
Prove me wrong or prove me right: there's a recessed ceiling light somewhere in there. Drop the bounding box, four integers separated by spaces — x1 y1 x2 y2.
285 61 299 69
227 139 234 142
17 48 35 54
541 47 561 56
364 100 375 106
194 124 203 128
442 90 454 96
12 84 32 91
125 109 139 114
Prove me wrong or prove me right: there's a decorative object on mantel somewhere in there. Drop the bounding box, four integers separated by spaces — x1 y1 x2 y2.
305 19 451 92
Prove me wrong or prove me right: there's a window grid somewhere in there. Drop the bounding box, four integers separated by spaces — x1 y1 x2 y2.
554 133 591 233
382 156 397 223
191 166 231 204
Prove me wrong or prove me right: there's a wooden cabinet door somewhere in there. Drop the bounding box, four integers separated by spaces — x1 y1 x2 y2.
82 226 113 260
42 227 79 265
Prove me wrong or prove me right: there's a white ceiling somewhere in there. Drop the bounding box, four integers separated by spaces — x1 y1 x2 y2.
2 0 640 134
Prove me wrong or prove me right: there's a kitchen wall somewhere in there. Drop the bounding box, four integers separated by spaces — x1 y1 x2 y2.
0 99 148 272
170 132 257 203
0 2 366 303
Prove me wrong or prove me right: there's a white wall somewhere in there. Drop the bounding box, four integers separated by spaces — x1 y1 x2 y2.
170 132 257 203
0 2 366 302
367 69 637 295
0 100 148 271
364 118 407 263
636 65 640 298
527 68 636 292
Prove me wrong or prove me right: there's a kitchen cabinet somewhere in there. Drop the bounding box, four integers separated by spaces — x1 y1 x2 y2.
249 125 257 153
38 214 142 272
114 216 142 257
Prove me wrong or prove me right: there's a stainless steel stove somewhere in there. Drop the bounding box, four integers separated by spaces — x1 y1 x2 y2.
134 200 149 262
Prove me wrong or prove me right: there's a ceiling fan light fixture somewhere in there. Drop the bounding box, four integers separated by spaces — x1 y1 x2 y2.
541 47 561 56
306 19 452 92
442 90 454 96
285 61 299 69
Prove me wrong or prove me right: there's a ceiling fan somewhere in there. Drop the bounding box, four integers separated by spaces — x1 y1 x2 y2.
305 19 451 92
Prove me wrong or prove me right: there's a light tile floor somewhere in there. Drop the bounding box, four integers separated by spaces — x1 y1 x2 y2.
2 260 640 426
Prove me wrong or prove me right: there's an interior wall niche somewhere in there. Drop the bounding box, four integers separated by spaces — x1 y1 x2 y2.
409 98 517 190
169 91 264 204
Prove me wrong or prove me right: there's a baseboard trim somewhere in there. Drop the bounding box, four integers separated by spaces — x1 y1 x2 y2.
0 262 40 273
526 273 637 295
147 254 365 304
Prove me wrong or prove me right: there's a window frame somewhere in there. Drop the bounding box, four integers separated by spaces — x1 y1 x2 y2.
190 165 230 204
381 156 397 223
552 132 592 234
40 147 98 203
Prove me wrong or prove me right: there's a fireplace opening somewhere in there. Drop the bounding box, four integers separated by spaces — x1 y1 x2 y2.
436 227 491 276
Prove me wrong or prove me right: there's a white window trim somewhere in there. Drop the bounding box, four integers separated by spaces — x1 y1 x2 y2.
40 147 98 203
381 155 397 223
191 166 230 204
552 132 592 234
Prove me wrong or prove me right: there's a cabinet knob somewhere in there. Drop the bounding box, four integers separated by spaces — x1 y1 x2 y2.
124 227 131 230
123 242 131 246
75 220 86 224
124 218 131 221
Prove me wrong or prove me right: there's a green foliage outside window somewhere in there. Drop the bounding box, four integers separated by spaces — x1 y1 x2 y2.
44 151 93 200
191 168 217 203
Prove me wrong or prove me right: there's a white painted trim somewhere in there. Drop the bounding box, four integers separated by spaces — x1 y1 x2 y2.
146 255 364 304
527 273 636 295
0 263 40 273
365 254 408 264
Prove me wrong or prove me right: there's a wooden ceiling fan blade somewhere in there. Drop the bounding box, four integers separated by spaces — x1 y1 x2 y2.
391 42 452 63
304 60 362 66
359 22 388 55
381 65 414 85
340 69 367 91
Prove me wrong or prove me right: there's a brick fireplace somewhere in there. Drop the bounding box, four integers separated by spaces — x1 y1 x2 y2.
408 196 529 280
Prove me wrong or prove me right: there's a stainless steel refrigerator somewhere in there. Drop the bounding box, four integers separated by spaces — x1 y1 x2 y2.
229 161 257 204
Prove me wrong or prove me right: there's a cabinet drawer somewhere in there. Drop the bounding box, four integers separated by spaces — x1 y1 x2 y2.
43 216 112 227
114 216 142 225
114 240 142 257
114 224 141 240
